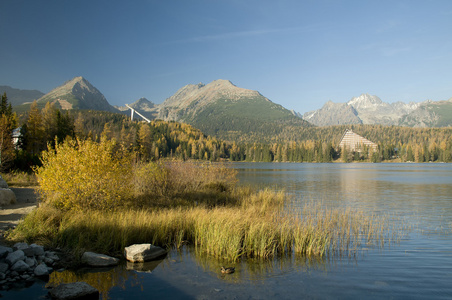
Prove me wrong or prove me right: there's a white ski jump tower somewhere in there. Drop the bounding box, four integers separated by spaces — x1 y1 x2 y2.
125 104 151 123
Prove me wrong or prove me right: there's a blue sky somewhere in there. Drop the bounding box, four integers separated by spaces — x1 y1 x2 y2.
1 0 452 114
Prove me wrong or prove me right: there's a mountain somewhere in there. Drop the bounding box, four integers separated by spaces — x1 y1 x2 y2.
302 101 361 126
398 98 452 127
0 85 44 106
303 93 424 126
155 79 312 140
15 77 118 113
115 97 158 120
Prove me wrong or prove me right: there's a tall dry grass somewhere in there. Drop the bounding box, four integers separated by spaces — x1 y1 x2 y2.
1 171 38 187
9 190 399 262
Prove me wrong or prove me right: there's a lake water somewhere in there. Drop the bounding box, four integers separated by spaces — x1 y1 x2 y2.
3 163 452 299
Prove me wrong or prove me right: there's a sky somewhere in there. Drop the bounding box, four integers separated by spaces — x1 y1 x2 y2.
1 0 452 114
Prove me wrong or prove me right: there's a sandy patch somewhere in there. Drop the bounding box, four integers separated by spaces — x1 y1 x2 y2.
0 187 38 230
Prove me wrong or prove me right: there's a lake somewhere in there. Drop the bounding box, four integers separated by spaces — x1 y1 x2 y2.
3 163 452 299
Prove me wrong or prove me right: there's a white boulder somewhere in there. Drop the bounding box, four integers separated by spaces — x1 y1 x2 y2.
124 244 166 262
0 188 16 205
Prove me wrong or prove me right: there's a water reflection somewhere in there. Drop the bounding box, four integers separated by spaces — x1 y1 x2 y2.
47 257 166 300
44 246 338 300
48 264 139 300
235 163 452 233
190 246 331 284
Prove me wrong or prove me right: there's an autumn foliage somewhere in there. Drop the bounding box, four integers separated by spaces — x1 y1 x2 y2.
35 137 238 211
36 138 134 210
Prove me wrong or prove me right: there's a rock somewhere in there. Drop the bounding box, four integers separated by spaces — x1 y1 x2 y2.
49 282 99 300
5 250 25 266
30 244 45 256
0 175 8 188
13 244 36 257
81 252 119 267
9 271 18 278
11 260 29 273
34 263 49 277
25 257 36 268
44 257 54 266
124 244 166 263
0 188 16 205
0 246 12 258
46 251 60 261
0 263 9 274
13 242 29 251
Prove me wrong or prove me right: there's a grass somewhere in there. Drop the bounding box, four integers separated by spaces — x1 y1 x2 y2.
1 171 38 187
8 188 399 262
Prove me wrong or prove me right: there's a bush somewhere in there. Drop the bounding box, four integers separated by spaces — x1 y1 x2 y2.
36 138 240 210
132 160 238 207
36 138 134 211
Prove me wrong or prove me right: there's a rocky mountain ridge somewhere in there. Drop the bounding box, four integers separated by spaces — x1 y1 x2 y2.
34 77 118 112
8 77 452 129
156 79 268 122
303 93 431 126
123 79 311 140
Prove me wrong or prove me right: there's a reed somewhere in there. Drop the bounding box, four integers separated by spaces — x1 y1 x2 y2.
9 189 400 262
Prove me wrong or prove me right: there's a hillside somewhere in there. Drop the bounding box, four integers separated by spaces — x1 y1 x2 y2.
0 85 44 106
156 80 312 141
398 98 452 127
14 77 118 113
115 79 312 142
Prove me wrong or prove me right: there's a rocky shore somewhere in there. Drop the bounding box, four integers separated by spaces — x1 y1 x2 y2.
0 242 61 291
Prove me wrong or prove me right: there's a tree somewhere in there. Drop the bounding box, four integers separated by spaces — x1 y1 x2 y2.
55 110 75 143
25 101 44 155
138 124 152 160
0 93 18 170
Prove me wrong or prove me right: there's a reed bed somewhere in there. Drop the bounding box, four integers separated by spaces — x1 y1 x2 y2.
9 189 399 262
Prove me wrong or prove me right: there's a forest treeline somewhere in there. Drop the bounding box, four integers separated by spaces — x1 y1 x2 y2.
2 93 452 171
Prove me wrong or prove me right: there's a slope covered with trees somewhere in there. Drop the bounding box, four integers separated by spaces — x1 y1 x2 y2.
2 91 452 173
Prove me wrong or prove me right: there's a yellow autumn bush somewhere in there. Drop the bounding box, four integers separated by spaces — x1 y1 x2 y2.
36 137 240 211
36 138 134 211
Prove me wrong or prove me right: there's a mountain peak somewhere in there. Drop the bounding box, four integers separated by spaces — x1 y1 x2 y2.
131 97 155 109
347 94 383 108
162 79 262 112
210 79 235 87
35 77 117 112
